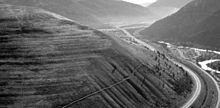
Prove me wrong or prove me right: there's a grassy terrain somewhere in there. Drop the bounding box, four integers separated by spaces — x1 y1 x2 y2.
197 53 220 62
0 4 193 108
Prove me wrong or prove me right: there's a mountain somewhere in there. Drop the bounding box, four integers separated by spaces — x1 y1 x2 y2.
147 0 192 18
140 0 220 50
187 10 220 49
77 0 155 26
141 2 152 7
0 0 154 27
148 0 192 8
0 4 192 108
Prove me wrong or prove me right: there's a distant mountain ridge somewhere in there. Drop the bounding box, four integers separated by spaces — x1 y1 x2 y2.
147 0 192 19
1 0 154 27
148 0 192 8
140 0 220 50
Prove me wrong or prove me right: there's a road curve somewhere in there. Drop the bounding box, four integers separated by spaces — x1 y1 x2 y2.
118 27 203 108
189 61 220 108
120 25 220 108
172 60 202 108
175 48 220 108
103 27 203 108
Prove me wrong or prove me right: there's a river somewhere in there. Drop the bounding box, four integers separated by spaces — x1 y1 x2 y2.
158 41 220 73
198 59 220 73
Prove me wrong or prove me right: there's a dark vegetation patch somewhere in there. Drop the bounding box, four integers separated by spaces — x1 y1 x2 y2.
58 20 76 25
168 74 193 96
0 81 8 86
78 25 90 30
0 93 19 105
0 26 50 35
20 13 54 21
207 61 220 71
153 51 193 96
0 18 17 23
196 52 220 62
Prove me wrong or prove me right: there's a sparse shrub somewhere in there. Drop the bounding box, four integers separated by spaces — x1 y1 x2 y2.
78 25 89 30
170 76 193 96
59 20 76 25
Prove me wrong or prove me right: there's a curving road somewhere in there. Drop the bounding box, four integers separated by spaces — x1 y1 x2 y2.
172 60 202 108
100 27 204 108
131 26 220 108
175 49 220 108
123 28 202 108
190 61 220 108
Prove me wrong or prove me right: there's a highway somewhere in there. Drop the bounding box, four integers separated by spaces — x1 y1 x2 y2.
175 48 220 108
121 28 203 108
127 26 220 108
158 41 220 108
100 27 204 108
99 27 156 51
190 61 220 108
172 61 202 108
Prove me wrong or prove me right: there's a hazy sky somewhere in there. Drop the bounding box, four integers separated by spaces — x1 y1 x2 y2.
122 0 157 5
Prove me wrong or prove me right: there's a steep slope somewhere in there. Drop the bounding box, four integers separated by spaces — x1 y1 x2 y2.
147 0 192 18
0 0 154 27
187 10 220 49
0 4 192 108
141 0 220 50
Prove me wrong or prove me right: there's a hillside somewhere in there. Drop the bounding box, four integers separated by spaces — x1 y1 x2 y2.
148 0 192 8
140 0 220 50
187 10 220 49
0 0 154 27
147 0 192 18
0 4 192 108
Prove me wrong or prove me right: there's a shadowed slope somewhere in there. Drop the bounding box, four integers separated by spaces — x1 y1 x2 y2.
0 4 192 108
141 0 220 50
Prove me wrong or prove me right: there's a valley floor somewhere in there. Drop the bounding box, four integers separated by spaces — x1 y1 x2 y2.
155 40 220 108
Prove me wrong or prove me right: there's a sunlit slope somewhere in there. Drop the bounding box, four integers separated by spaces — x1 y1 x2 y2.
0 4 192 108
147 0 192 19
